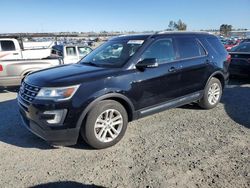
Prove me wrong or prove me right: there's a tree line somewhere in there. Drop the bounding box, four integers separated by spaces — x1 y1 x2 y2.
166 20 246 37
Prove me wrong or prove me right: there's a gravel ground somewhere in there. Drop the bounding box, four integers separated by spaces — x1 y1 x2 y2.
0 78 249 188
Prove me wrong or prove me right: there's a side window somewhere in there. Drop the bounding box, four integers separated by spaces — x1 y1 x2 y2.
78 47 92 57
141 38 176 64
66 47 77 56
206 37 227 55
198 42 207 56
176 37 204 59
0 41 16 51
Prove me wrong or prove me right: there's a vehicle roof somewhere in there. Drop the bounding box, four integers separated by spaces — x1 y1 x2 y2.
110 31 213 41
53 44 91 47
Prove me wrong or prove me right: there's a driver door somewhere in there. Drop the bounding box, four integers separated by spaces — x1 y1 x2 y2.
133 38 183 110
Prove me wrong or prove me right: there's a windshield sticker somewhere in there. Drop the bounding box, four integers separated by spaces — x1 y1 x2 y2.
127 40 144 45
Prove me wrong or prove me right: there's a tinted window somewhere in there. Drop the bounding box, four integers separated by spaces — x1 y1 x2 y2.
66 47 77 56
176 37 201 59
206 37 226 55
198 42 206 56
141 38 176 64
231 42 250 52
1 41 15 51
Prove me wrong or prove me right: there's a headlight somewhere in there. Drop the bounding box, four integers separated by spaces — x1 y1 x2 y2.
36 85 80 101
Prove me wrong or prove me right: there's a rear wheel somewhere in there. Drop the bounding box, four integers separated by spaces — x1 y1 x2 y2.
81 100 128 149
198 77 222 109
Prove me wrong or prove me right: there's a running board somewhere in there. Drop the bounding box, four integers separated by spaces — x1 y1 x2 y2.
138 91 203 118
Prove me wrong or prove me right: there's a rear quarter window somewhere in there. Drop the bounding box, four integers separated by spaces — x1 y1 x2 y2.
206 37 227 55
0 40 16 51
176 37 206 59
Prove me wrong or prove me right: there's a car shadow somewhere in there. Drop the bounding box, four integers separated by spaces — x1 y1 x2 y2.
180 78 250 129
0 98 55 149
0 95 94 150
30 181 105 188
221 78 250 128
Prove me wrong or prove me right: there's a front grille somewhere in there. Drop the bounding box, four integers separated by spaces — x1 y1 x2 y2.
18 82 40 107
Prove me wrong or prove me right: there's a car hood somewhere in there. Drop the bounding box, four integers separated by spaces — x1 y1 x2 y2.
25 64 118 87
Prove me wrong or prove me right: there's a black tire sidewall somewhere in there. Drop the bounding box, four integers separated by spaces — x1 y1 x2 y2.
82 100 128 149
201 77 222 109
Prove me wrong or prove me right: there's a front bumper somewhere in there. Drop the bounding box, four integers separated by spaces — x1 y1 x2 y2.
18 98 80 146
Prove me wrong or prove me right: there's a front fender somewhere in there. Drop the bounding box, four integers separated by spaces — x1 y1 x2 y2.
75 92 135 129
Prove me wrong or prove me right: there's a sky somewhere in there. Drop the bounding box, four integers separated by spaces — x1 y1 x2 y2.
1 0 250 33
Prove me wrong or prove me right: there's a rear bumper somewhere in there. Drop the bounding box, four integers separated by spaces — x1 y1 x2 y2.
18 100 80 146
229 64 250 77
0 76 22 87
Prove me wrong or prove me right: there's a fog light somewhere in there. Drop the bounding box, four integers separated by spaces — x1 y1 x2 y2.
43 109 67 125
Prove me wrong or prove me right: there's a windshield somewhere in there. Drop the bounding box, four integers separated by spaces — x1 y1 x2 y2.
80 39 144 67
231 43 250 52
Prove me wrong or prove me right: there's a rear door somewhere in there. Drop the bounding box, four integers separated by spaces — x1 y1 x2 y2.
175 36 209 95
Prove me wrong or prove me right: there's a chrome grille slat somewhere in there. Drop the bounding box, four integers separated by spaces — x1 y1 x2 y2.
20 94 32 104
22 91 37 99
18 82 40 107
18 96 29 108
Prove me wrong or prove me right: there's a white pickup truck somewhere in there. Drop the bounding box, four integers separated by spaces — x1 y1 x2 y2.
0 38 52 60
0 38 92 87
0 38 61 87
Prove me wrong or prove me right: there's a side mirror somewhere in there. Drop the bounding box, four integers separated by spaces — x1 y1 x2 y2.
136 58 158 69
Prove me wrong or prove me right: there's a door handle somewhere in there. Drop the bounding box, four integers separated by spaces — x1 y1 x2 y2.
13 53 19 55
168 66 177 72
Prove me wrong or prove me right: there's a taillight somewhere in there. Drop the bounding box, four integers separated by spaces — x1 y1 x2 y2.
226 54 231 63
0 65 3 71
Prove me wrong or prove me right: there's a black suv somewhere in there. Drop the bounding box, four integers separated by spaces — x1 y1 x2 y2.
18 32 229 149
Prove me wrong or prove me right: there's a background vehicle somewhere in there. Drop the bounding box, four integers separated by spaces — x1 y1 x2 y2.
0 58 62 87
50 45 92 64
229 42 250 77
224 39 240 51
0 38 53 60
18 32 229 149
0 38 92 87
240 38 250 44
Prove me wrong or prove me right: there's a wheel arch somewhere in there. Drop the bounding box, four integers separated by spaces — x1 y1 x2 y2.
76 93 135 130
206 71 226 89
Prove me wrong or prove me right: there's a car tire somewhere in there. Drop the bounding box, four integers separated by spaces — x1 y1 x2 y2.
198 77 222 109
81 100 128 149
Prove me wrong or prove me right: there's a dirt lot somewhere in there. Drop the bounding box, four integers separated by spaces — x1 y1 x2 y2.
0 78 249 188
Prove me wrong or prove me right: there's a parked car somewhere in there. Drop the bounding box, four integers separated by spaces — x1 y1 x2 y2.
50 45 92 64
0 38 52 60
224 39 240 51
229 42 250 77
0 58 62 87
18 32 229 149
239 38 250 44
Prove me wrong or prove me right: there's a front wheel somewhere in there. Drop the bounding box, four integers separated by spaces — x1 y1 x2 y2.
81 100 128 149
198 77 222 109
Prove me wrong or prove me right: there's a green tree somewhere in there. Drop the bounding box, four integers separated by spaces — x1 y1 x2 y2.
167 19 187 31
168 20 175 31
174 19 187 31
220 24 233 37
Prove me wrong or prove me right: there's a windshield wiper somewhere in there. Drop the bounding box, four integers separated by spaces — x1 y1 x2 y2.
81 62 99 67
